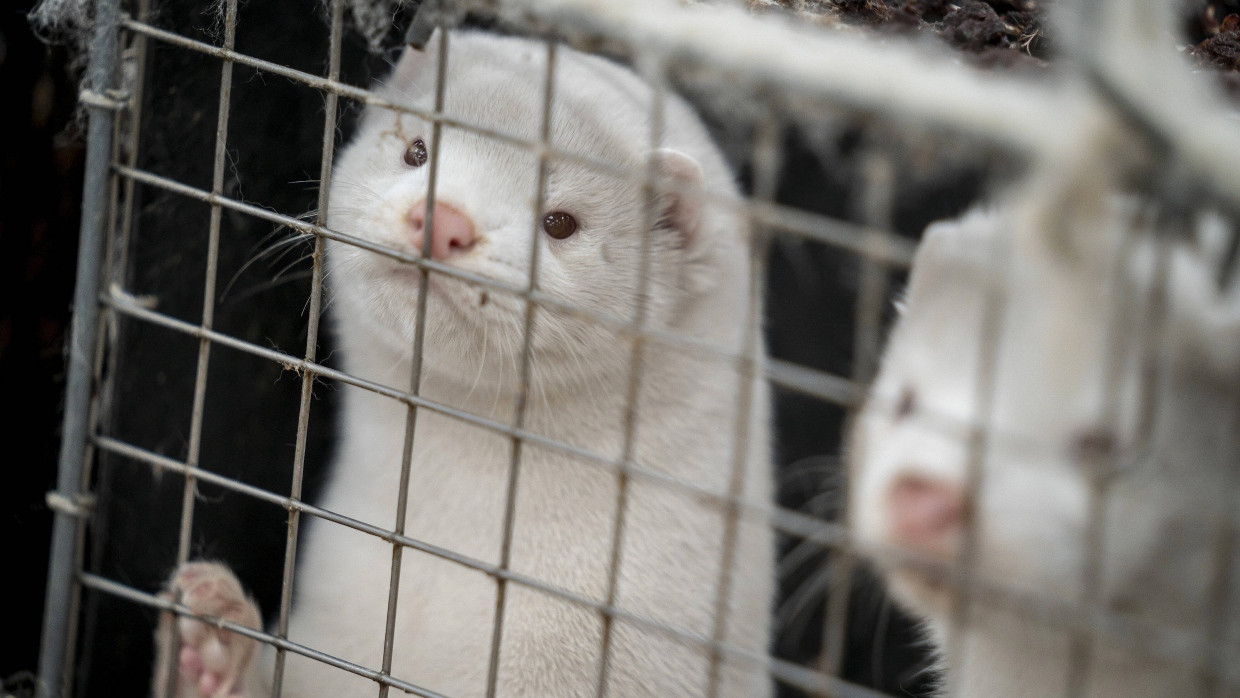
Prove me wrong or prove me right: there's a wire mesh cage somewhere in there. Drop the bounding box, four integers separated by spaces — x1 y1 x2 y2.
33 0 1240 697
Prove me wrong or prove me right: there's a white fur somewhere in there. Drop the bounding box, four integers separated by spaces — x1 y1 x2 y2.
849 180 1240 697
161 29 774 698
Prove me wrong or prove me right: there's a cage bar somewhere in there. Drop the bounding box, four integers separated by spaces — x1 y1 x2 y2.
37 0 122 694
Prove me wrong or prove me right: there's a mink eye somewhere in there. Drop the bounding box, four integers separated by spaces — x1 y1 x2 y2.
895 386 917 420
1072 427 1117 463
542 211 579 240
403 138 428 168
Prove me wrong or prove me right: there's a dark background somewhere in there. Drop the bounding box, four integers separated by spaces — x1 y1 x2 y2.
3 2 87 692
5 1 1235 697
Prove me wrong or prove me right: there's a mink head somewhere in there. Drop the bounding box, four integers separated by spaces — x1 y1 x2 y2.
849 201 1240 644
326 30 744 389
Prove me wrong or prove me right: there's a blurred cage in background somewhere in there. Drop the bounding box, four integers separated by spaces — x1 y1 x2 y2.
34 0 1240 697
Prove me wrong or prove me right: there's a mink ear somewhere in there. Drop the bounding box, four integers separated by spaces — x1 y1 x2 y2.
653 149 705 250
391 27 444 87
903 209 1002 310
902 222 958 312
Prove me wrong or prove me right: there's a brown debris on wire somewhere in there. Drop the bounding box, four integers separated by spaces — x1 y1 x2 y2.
745 0 1240 80
742 0 1049 68
1185 1 1240 97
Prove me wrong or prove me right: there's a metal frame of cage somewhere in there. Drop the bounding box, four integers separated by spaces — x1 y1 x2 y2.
36 0 1240 696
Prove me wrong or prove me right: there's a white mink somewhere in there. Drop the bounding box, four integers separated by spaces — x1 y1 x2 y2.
848 187 1240 697
154 29 775 698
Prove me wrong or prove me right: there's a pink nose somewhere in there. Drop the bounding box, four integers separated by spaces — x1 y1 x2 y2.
407 199 477 260
887 473 967 555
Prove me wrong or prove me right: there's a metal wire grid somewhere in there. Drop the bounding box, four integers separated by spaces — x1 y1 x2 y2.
37 0 1239 696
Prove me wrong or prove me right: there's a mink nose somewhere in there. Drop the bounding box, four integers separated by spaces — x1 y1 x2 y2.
407 199 477 260
886 473 968 556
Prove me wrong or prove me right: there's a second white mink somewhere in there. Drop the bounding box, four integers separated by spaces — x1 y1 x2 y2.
155 29 775 698
849 190 1240 697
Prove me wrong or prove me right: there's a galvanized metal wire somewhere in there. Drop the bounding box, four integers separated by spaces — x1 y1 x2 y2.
37 0 1240 696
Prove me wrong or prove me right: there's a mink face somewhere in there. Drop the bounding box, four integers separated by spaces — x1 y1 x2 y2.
849 204 1240 649
325 31 737 392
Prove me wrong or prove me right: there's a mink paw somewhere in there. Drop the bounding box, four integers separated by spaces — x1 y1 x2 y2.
153 561 262 698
